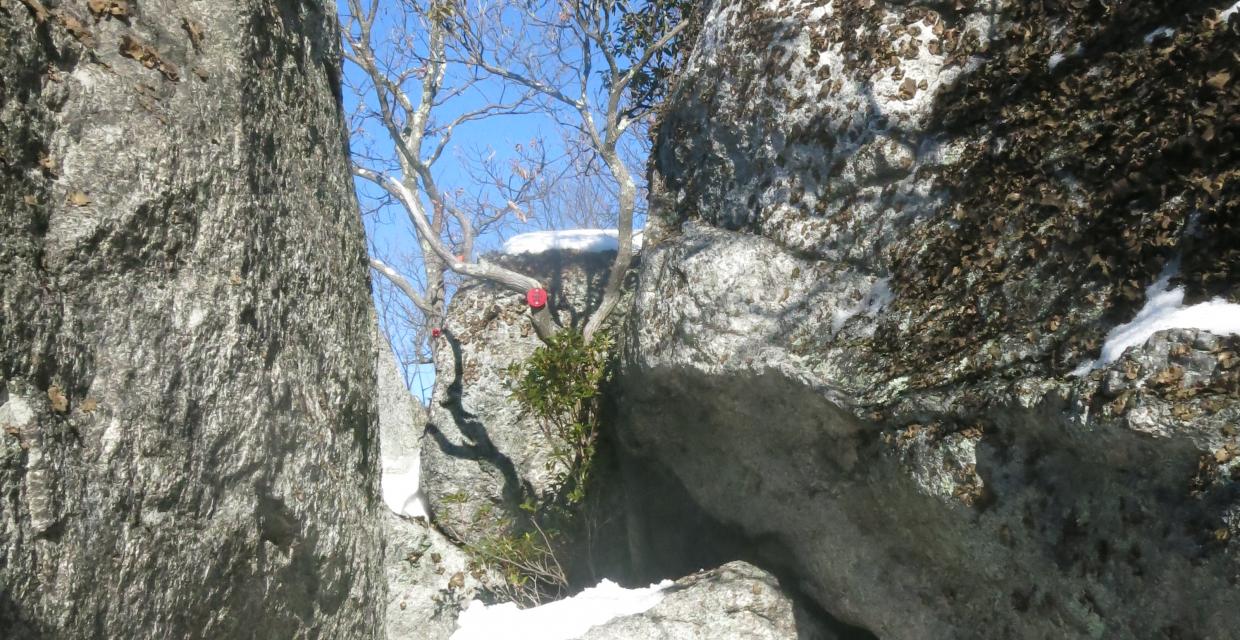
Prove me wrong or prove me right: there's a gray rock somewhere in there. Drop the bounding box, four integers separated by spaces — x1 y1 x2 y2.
0 1 383 637
618 1 1240 638
422 251 622 546
384 512 498 640
378 331 429 520
579 562 820 640
377 332 498 640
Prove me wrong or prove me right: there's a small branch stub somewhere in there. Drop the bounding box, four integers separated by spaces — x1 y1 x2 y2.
526 288 548 310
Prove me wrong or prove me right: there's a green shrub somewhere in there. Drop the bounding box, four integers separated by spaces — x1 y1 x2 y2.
505 329 613 505
458 329 615 606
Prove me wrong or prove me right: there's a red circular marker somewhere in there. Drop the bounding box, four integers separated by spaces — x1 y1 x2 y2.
431 328 442 338
526 287 548 310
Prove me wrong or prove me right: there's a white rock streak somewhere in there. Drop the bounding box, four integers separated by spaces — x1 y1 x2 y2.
451 579 673 640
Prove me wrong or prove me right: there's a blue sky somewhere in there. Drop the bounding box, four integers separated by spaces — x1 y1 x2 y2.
337 1 638 400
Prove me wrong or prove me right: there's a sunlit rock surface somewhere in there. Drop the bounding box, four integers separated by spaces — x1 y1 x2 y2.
617 1 1240 638
580 562 825 640
421 250 630 551
0 1 383 636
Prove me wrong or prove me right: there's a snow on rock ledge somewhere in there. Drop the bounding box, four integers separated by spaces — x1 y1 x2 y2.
452 562 811 640
578 562 812 640
502 229 643 255
378 331 429 520
1071 264 1240 375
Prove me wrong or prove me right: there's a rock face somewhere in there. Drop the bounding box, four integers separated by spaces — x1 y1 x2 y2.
378 335 494 640
379 332 429 521
422 251 622 546
385 511 494 640
619 1 1240 638
579 561 823 640
0 1 383 637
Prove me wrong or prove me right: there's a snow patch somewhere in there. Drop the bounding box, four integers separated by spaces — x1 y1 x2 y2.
451 578 673 640
1072 265 1240 375
1222 1 1240 22
502 229 643 255
382 460 429 519
1144 26 1175 44
831 278 894 335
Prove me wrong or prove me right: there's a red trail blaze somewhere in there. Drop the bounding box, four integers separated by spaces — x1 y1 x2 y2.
526 288 548 310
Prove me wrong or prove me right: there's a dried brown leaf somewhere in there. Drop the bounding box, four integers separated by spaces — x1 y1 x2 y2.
182 17 205 51
47 385 69 413
1206 70 1232 90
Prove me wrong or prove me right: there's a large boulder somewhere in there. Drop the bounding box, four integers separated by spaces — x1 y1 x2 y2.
618 1 1240 638
0 1 383 637
422 250 623 546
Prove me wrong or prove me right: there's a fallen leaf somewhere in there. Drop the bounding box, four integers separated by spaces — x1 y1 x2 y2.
1206 70 1232 90
119 35 179 81
38 152 57 175
182 17 205 51
18 0 49 23
898 77 918 100
54 11 94 47
80 397 99 413
47 385 69 413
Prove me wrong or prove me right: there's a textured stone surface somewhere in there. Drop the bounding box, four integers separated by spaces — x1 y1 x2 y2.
579 561 821 640
377 334 493 640
0 0 383 637
384 512 496 640
619 1 1240 638
379 331 428 520
422 251 623 546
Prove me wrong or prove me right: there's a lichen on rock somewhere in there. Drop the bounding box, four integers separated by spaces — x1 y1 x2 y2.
616 1 1240 637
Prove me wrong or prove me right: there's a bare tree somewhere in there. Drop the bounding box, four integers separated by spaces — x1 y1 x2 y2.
455 127 641 236
342 0 566 351
450 0 688 340
343 0 688 367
